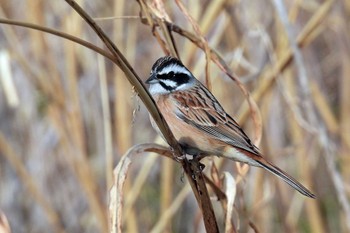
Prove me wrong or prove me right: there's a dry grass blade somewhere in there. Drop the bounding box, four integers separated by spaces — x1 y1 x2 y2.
124 155 158 219
124 155 157 220
160 157 174 232
210 161 222 188
310 80 338 134
0 51 18 108
150 185 192 233
97 54 114 191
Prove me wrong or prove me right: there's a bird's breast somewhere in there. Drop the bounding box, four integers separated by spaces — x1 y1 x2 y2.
151 94 225 156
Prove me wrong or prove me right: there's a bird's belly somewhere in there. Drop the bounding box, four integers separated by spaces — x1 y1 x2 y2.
167 115 223 156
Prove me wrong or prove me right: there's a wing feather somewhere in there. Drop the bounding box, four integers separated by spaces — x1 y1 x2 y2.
173 84 260 155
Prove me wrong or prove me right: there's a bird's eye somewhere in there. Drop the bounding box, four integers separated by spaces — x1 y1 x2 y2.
168 71 174 78
157 73 168 80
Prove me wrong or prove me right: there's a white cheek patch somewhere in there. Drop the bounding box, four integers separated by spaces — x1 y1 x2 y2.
161 79 177 88
158 64 191 77
148 83 171 95
175 83 191 91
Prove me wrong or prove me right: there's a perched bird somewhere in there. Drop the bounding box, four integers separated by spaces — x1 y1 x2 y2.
146 56 315 198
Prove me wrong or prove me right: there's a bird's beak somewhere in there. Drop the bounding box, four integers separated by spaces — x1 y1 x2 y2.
145 74 158 84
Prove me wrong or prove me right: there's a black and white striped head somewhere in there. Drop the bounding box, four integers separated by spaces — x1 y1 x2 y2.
146 56 196 95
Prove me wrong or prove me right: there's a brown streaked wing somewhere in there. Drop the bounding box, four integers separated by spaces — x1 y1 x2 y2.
172 84 260 156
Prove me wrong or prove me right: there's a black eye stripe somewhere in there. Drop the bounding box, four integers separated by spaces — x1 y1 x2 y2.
157 72 189 82
157 73 170 80
174 73 190 85
159 81 175 91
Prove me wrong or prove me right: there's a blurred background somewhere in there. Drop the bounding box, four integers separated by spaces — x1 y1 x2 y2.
0 0 349 232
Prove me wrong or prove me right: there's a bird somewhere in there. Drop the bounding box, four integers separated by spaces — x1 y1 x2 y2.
145 56 315 198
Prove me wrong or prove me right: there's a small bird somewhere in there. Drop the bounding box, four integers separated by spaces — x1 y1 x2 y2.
146 56 315 198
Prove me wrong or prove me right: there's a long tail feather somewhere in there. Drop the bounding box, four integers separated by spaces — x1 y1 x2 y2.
257 160 316 198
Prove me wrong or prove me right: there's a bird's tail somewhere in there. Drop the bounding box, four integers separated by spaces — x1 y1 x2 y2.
257 159 315 198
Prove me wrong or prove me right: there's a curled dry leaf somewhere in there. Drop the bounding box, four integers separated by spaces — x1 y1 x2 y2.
110 152 131 233
109 143 173 233
222 172 237 233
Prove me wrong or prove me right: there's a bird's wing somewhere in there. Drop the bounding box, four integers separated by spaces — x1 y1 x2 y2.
172 85 260 156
